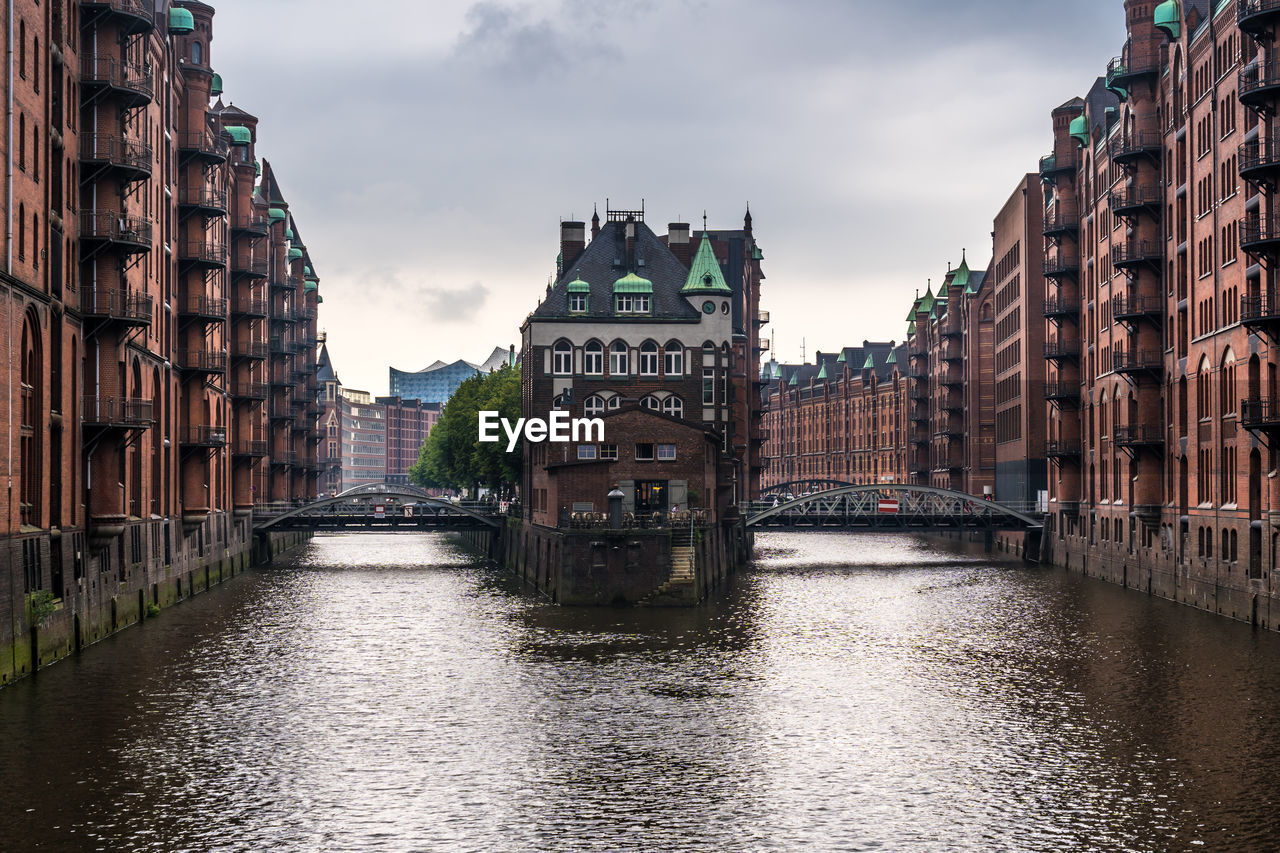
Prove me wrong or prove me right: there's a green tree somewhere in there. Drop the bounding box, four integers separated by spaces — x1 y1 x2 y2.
410 365 522 494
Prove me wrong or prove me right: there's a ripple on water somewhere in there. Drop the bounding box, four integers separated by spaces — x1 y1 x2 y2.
0 531 1279 851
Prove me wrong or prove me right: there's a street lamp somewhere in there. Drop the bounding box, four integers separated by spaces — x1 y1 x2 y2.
608 484 624 529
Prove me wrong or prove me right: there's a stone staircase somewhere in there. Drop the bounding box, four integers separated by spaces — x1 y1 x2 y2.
640 530 698 605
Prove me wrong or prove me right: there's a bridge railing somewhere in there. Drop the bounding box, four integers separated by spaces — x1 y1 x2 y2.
558 509 712 530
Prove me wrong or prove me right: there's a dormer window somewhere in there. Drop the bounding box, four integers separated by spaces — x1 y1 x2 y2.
569 293 588 313
613 272 653 314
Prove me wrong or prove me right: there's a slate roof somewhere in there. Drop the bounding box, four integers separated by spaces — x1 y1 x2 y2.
532 219 700 321
316 343 338 384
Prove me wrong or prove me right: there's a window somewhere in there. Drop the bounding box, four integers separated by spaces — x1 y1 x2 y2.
639 341 659 375
635 443 655 461
703 368 714 405
192 42 203 65
609 341 628 376
569 293 588 313
583 394 604 416
584 340 603 374
601 444 618 460
657 443 676 461
634 294 650 313
607 395 622 410
552 340 572 375
662 396 684 419
577 445 597 460
615 294 633 313
641 395 661 411
664 342 683 376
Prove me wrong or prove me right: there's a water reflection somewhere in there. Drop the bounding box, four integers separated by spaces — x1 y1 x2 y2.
0 531 1276 851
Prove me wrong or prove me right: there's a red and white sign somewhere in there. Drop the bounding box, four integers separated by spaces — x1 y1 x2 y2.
374 504 386 519
877 499 899 514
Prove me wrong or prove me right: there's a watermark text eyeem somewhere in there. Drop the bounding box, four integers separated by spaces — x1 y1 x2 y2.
478 411 604 452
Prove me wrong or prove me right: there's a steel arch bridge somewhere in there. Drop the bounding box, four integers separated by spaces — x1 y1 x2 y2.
744 484 1042 531
254 483 504 532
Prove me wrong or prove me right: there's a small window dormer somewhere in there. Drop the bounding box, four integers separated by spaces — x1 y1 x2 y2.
613 272 652 314
567 277 590 314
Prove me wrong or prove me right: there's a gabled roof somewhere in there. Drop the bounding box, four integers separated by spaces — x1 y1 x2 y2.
316 343 339 384
532 219 699 321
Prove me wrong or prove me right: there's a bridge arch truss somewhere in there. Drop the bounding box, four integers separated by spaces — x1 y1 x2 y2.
745 484 1042 531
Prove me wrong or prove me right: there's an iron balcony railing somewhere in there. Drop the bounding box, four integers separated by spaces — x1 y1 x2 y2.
756 310 771 326
80 288 153 324
232 381 269 400
1111 240 1163 267
1109 131 1162 162
176 350 227 373
80 211 153 249
80 55 154 103
1241 59 1280 105
1039 152 1078 179
175 130 229 161
233 440 269 457
1114 424 1164 447
179 241 228 266
231 340 268 360
232 256 270 277
1240 137 1280 179
1106 51 1160 89
1242 397 1280 429
1242 293 1280 324
1043 254 1079 277
80 133 153 176
1239 0 1280 32
1044 440 1082 458
1043 295 1079 319
82 396 154 428
181 426 228 447
231 296 269 317
271 451 299 466
81 0 154 32
1240 213 1280 250
1112 349 1164 374
1111 293 1162 321
1044 340 1081 360
1109 186 1163 215
269 402 294 420
179 294 228 320
1043 207 1079 236
1044 383 1079 401
178 187 229 213
231 217 271 237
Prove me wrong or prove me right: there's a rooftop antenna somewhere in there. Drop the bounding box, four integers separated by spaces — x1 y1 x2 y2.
703 210 708 232
801 337 806 363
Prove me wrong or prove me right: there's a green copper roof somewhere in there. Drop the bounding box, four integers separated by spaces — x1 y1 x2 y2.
317 294 323 304
918 284 936 315
566 278 590 293
682 233 732 294
752 246 764 261
908 321 916 335
255 160 261 177
225 125 252 146
268 208 288 222
1155 0 1181 38
288 247 303 260
907 299 922 321
211 73 223 97
285 228 294 241
169 7 195 33
817 363 828 380
1069 113 1089 147
614 272 653 293
886 349 898 365
862 353 875 370
938 279 950 301
773 362 783 379
951 255 970 293
788 372 798 387
837 351 846 363
304 281 317 293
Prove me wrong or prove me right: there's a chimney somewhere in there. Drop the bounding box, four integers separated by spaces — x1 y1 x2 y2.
624 217 636 267
668 222 691 266
560 220 586 272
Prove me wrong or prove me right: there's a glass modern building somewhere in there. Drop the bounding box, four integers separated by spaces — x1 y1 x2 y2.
388 346 514 404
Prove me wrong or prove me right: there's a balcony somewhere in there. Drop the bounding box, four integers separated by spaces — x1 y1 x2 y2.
231 256 270 279
940 327 962 339
80 0 155 34
82 396 154 429
1112 349 1164 378
1111 240 1162 270
231 217 271 239
1241 214 1280 255
232 381 268 401
1109 186 1162 218
178 294 228 324
80 211 152 254
1241 59 1280 109
1114 424 1165 451
271 305 299 323
178 187 228 217
268 337 290 355
269 401 294 420
80 56 154 107
1111 293 1163 325
79 288 153 327
1240 137 1280 185
1110 131 1162 165
1043 254 1079 279
756 310 770 326
231 296 268 318
1042 207 1079 239
1044 383 1079 404
1057 500 1082 517
1044 340 1080 361
1242 396 1280 431
180 426 228 449
941 350 962 363
941 375 963 388
80 134 152 182
1106 51 1159 96
271 451 299 467
1044 440 1082 459
179 241 228 269
233 440 269 458
269 278 292 291
176 350 227 374
909 390 929 404
175 130 229 164
1043 295 1079 321
231 340 268 361
1039 152 1078 183
1239 0 1280 34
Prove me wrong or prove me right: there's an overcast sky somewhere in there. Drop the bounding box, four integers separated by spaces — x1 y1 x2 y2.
209 0 1125 394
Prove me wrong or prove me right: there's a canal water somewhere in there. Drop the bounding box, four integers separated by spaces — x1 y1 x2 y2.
1 532 1279 852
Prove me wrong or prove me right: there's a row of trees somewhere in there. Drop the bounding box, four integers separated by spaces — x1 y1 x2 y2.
409 365 521 495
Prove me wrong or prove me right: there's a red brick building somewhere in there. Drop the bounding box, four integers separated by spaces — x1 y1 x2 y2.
0 1 322 682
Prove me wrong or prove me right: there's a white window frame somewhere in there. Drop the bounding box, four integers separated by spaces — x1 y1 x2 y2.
639 342 659 376
552 341 572 375
635 443 655 462
662 396 683 419
577 445 598 460
584 341 604 375
569 293 588 313
615 294 633 313
583 395 605 417
641 395 661 411
657 443 676 461
610 342 628 376
664 343 683 376
601 444 619 460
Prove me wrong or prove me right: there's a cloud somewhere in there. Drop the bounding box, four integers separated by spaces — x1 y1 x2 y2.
416 282 492 323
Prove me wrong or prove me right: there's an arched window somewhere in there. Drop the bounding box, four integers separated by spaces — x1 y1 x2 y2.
192 42 203 65
664 341 683 376
17 204 24 261
18 113 24 171
583 340 603 375
583 394 604 417
1220 349 1236 417
552 340 572 375
20 311 41 527
662 395 683 419
607 395 622 410
609 341 628 376
640 395 661 411
639 341 659 376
